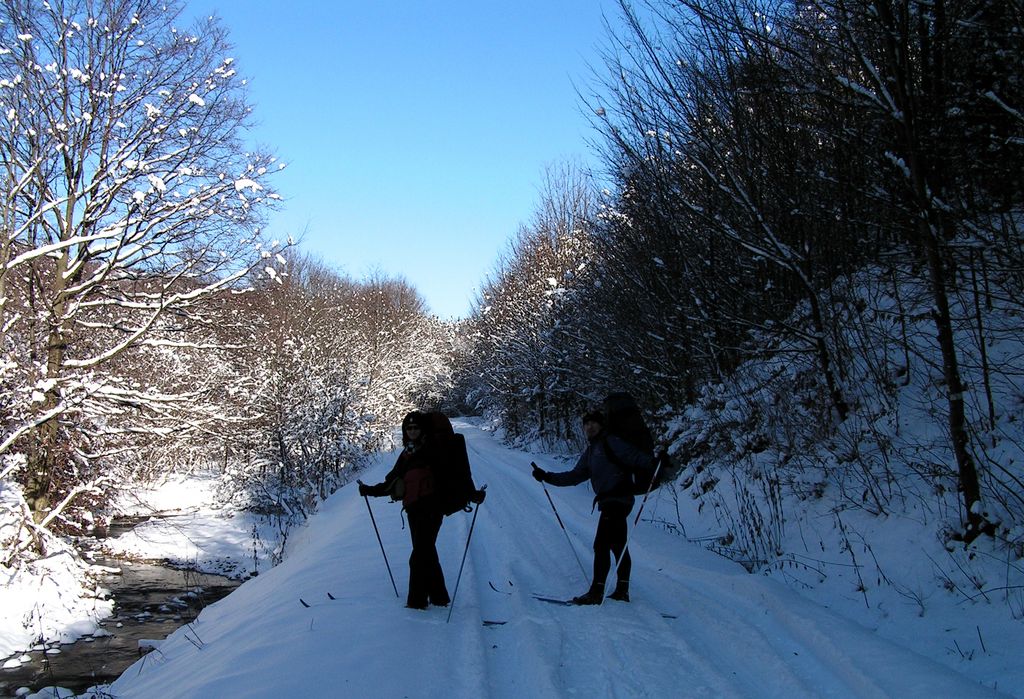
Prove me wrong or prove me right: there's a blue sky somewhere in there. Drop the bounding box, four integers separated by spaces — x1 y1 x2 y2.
192 1 614 319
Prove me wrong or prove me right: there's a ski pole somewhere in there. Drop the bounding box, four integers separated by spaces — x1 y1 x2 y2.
360 485 399 598
613 452 668 579
632 451 666 526
447 484 486 623
533 462 588 579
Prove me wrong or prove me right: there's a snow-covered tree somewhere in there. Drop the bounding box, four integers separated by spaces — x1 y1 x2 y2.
0 0 285 524
588 0 860 420
467 162 597 445
347 274 453 422
778 0 1024 538
210 260 451 527
460 0 1022 553
578 0 1023 542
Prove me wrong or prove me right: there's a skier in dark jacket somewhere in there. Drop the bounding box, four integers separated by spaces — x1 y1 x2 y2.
532 410 653 605
359 411 450 610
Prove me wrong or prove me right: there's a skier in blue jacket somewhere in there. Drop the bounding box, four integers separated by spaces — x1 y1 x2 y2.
532 410 652 604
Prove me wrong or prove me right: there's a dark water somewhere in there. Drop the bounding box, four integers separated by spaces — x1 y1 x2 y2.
0 531 239 697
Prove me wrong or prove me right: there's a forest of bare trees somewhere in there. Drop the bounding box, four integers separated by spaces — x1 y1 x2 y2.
0 0 452 568
2 0 1021 602
460 0 1023 560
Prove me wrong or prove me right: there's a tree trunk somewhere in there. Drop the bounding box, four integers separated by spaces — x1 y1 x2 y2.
806 286 850 421
26 247 71 517
923 228 988 541
870 0 991 542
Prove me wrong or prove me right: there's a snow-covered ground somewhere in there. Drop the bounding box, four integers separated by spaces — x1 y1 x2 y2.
18 419 1016 698
0 471 280 670
0 532 113 668
101 473 282 580
0 480 114 664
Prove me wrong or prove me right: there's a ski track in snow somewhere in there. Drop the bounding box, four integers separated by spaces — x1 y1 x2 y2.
99 421 1009 699
456 426 917 699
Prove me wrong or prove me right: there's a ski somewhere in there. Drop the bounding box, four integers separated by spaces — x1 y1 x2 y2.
482 620 507 627
299 593 337 608
532 593 678 618
532 594 575 606
488 580 513 595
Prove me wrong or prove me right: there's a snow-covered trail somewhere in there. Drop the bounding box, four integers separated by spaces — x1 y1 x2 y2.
104 420 1007 698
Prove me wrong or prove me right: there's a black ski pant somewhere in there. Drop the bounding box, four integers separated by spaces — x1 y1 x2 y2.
406 502 449 608
592 502 631 590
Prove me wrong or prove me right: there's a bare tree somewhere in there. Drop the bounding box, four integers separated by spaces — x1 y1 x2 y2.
0 0 286 519
590 0 857 421
467 161 598 444
784 0 1024 539
587 0 1022 541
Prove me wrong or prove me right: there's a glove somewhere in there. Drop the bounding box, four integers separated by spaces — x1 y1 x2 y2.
358 482 371 497
470 488 486 504
532 465 548 483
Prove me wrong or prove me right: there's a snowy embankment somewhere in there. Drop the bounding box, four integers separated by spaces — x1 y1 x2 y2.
0 481 114 663
0 472 280 666
100 474 282 580
0 523 112 666
66 420 1017 698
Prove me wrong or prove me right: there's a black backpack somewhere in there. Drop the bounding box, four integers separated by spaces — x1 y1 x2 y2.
603 392 674 496
425 411 478 515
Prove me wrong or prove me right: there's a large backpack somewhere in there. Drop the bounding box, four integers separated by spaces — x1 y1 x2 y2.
425 411 478 515
603 392 674 496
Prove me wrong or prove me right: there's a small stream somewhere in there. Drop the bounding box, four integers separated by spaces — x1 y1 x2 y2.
1 521 240 697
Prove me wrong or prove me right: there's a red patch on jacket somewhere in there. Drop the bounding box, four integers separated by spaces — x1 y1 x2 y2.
402 466 434 506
